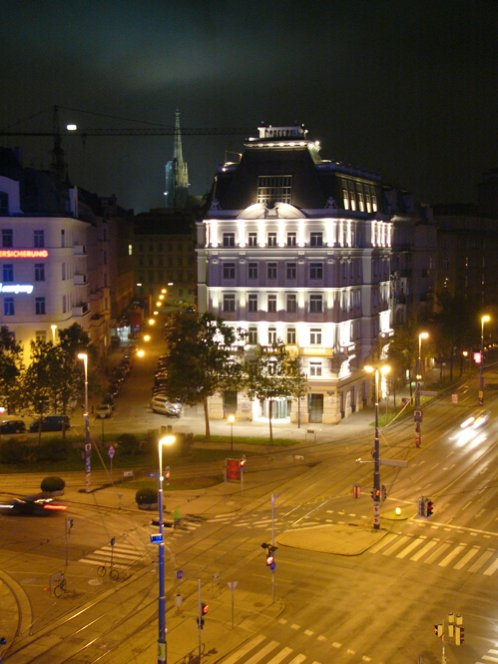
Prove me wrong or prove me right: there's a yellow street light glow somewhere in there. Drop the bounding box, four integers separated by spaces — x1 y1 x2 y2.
156 301 161 307
481 314 491 324
143 334 151 342
148 318 156 326
395 507 402 516
158 294 165 300
227 414 235 424
419 331 429 341
136 349 145 358
153 310 159 316
161 288 167 294
159 434 176 448
364 364 390 375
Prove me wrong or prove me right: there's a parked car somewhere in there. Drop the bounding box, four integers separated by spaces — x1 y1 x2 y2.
95 404 113 419
0 419 26 434
150 395 182 417
29 415 70 432
0 496 67 516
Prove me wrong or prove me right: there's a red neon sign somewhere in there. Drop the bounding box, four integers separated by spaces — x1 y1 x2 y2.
0 249 49 258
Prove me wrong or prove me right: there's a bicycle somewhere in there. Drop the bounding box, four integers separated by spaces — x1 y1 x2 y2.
52 572 67 598
97 563 120 580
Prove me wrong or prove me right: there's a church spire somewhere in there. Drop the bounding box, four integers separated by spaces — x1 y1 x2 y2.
164 109 189 208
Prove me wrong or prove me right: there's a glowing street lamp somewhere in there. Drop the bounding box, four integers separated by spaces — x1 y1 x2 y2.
77 352 91 491
364 364 391 530
479 315 491 405
136 348 145 359
50 324 58 344
148 318 156 326
415 331 429 448
143 334 151 343
157 434 176 664
227 414 235 452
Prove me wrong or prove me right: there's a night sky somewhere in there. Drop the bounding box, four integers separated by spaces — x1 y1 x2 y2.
1 1 496 213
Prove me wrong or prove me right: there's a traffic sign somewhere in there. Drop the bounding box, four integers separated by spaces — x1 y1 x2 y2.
150 533 163 544
108 445 115 459
177 569 184 580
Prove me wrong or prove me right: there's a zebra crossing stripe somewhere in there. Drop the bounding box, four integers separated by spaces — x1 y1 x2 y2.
221 635 266 663
468 549 494 573
245 640 280 663
409 539 439 561
423 542 452 564
287 655 306 664
396 537 426 559
438 544 466 567
453 545 480 569
382 535 411 556
482 655 498 663
368 533 398 553
483 556 498 576
266 646 293 663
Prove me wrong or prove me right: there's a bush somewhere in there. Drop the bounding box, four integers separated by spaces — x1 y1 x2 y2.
118 433 142 456
135 487 157 505
41 476 66 492
0 440 31 464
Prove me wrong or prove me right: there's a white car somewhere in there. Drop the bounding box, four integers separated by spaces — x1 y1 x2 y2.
95 404 113 419
150 395 182 417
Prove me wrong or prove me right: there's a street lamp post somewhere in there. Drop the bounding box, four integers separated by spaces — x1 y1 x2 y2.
479 315 491 406
50 324 58 344
227 414 235 452
365 364 390 530
157 434 176 664
415 331 429 448
77 353 91 492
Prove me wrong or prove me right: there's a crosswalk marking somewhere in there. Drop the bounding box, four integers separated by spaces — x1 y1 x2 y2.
438 544 466 567
410 539 439 561
396 537 425 559
382 535 411 556
221 635 266 664
245 640 279 663
268 647 293 663
483 557 498 576
468 549 494 573
368 533 398 553
287 656 306 664
482 656 498 663
78 540 146 568
424 542 452 564
453 545 480 569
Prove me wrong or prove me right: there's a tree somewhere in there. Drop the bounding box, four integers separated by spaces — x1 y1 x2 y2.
23 339 52 443
244 343 306 443
162 311 243 439
0 326 24 414
433 292 476 382
387 321 419 401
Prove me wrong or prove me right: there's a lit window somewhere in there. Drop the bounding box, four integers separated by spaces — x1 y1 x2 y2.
310 328 322 345
223 263 236 279
310 232 323 247
248 293 258 312
268 327 277 345
34 230 45 248
309 294 323 313
223 294 236 312
268 232 277 246
286 262 297 280
268 294 277 312
287 327 296 344
35 297 46 315
248 232 258 247
222 233 235 247
310 361 322 376
257 175 292 205
287 232 296 246
372 194 378 212
3 297 14 315
248 263 258 279
286 293 297 313
34 263 45 282
267 263 277 279
2 264 13 282
248 327 258 344
358 192 365 211
343 189 349 210
309 262 323 280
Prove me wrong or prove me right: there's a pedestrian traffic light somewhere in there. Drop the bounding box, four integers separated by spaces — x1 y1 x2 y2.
455 625 464 645
201 602 208 616
381 485 387 502
239 456 246 470
426 499 434 517
262 542 277 570
434 624 443 637
196 602 208 629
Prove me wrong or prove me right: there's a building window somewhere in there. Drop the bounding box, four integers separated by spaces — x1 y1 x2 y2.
248 293 258 312
309 294 323 313
0 192 8 215
286 293 297 313
34 263 45 281
1 229 13 248
2 264 13 282
309 262 323 280
310 232 323 247
366 193 372 213
268 327 277 345
222 232 235 247
358 192 365 212
256 175 292 205
286 262 297 280
310 328 322 345
248 232 258 247
60 229 65 247
3 297 14 316
248 262 258 280
287 232 296 247
267 262 277 279
62 294 67 313
287 327 296 344
343 189 349 210
310 361 322 376
223 294 236 312
223 263 236 279
62 263 66 280
35 297 46 315
268 294 277 312
248 326 258 344
268 232 277 247
34 230 45 248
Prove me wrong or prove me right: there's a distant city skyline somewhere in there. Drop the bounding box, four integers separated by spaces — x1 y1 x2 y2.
1 1 496 212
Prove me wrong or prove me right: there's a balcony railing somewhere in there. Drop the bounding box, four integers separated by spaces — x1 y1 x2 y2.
73 244 87 255
72 303 89 317
74 273 87 285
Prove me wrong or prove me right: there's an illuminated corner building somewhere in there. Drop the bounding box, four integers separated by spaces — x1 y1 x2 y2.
197 124 394 424
0 148 134 363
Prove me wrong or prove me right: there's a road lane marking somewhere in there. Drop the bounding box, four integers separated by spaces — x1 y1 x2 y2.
382 535 411 556
424 542 452 564
245 640 280 663
438 544 467 567
267 647 293 663
221 635 266 663
483 556 498 576
468 549 494 573
368 533 398 553
453 546 480 569
410 539 439 561
396 537 426 559
287 656 306 664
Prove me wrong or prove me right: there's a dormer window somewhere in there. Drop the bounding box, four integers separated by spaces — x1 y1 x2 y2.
257 175 292 205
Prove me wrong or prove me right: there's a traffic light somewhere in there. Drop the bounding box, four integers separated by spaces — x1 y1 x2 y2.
418 497 426 517
434 624 443 637
196 602 208 629
262 542 277 570
426 499 434 517
455 625 464 645
381 485 387 502
371 488 380 500
165 465 171 485
239 456 247 470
